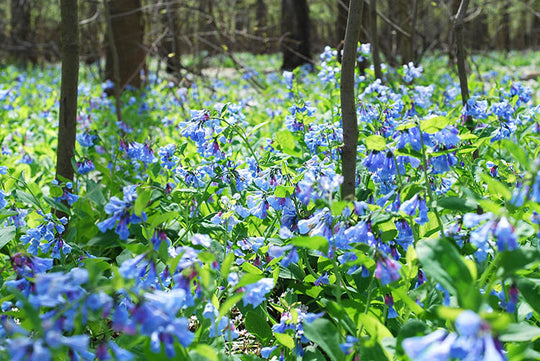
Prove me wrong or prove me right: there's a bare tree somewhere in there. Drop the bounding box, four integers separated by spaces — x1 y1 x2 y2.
454 0 473 130
340 0 363 200
56 0 79 212
10 0 35 66
105 0 146 91
369 0 383 80
281 0 311 70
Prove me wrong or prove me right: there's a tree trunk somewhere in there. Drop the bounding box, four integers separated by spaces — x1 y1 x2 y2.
105 0 146 91
56 0 79 195
281 0 311 71
369 0 383 80
336 0 350 45
501 0 511 52
10 0 35 66
163 2 181 74
254 0 269 54
340 0 362 200
397 0 412 64
454 0 473 131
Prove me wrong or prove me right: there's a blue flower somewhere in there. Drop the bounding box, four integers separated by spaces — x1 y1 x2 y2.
314 272 330 286
462 97 488 119
77 159 95 174
375 254 401 285
158 144 178 169
97 185 147 240
243 278 274 308
403 62 423 83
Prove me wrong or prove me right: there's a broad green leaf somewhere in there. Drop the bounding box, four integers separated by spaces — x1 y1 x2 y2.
0 226 16 248
274 332 295 349
499 248 540 276
290 236 329 254
420 116 450 134
245 311 272 343
302 319 345 361
365 135 386 151
236 272 264 289
500 139 532 171
219 292 244 318
436 196 478 212
396 320 429 354
192 345 218 361
275 186 295 198
517 278 540 314
416 237 481 311
356 313 393 340
220 251 235 279
499 323 540 342
134 188 152 217
392 289 424 316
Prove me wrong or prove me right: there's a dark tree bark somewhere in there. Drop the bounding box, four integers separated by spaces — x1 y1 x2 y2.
254 0 269 54
10 0 35 66
105 0 146 91
163 2 181 74
281 0 311 71
340 0 363 200
103 0 123 123
336 0 350 44
454 0 473 131
369 0 383 81
56 0 79 192
500 0 511 52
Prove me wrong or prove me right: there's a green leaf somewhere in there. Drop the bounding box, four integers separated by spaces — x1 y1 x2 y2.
0 226 16 248
236 272 264 289
500 139 531 171
220 251 235 279
499 248 540 276
245 311 272 343
416 237 481 310
365 135 387 151
330 200 349 216
219 292 244 318
302 319 345 361
499 323 540 342
436 196 478 212
192 344 218 361
274 332 295 349
517 278 540 315
275 186 295 198
15 190 41 209
396 320 429 354
134 188 152 217
356 313 393 340
86 180 106 206
50 185 63 197
290 236 329 254
420 116 450 134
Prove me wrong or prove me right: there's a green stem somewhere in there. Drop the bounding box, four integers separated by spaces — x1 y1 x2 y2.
419 128 446 238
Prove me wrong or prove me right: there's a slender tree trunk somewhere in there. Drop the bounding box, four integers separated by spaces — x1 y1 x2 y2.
501 0 511 52
10 0 34 66
336 0 350 45
340 0 362 200
105 0 145 90
164 2 181 74
409 0 419 63
369 0 383 80
454 0 473 131
103 0 123 123
254 0 269 54
281 0 311 70
56 0 79 194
